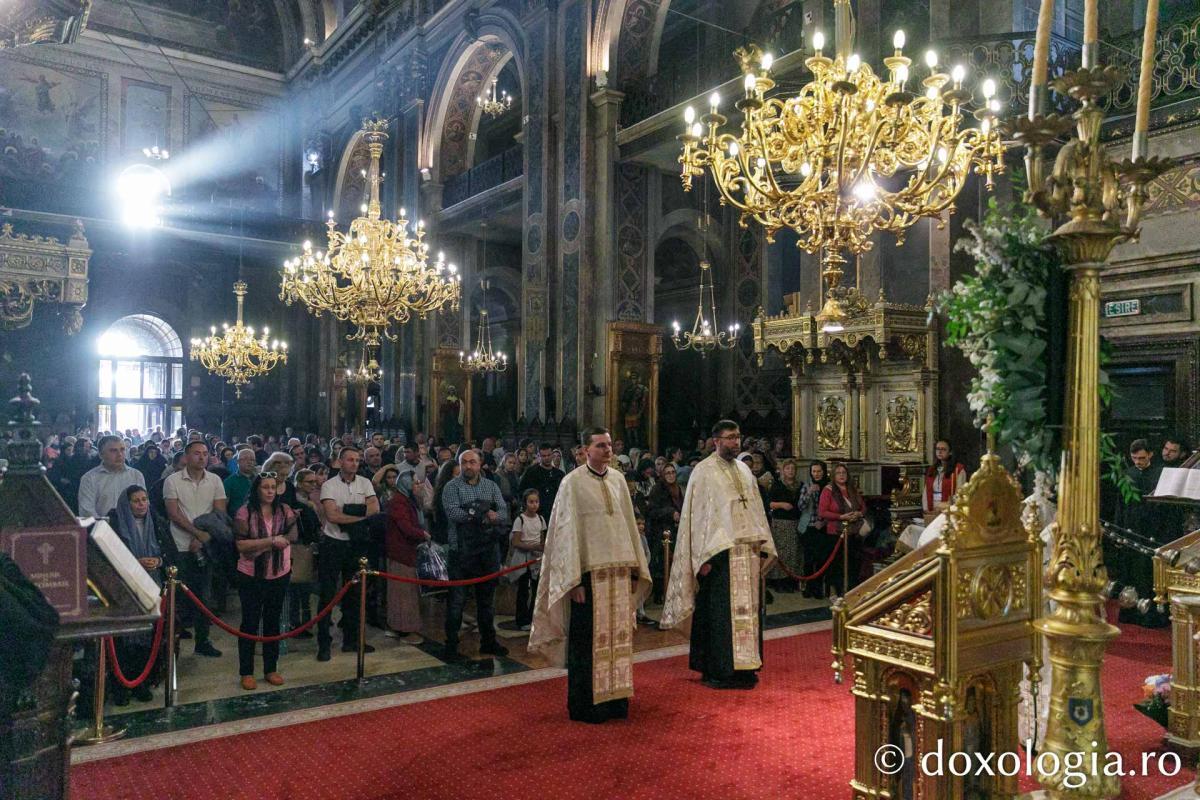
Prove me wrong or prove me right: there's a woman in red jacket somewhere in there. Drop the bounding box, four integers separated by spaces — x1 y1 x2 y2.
818 463 867 595
385 471 431 645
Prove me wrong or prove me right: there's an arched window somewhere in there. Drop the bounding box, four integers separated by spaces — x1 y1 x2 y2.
96 314 184 436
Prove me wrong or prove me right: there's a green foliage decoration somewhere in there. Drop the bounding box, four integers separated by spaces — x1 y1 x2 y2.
939 201 1139 503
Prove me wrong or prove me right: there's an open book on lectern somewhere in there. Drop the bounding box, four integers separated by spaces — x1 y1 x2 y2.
89 519 163 615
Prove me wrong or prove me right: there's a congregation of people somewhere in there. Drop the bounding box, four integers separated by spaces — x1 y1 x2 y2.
32 420 1191 717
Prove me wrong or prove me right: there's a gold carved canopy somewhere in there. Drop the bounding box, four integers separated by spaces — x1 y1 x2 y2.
0 220 91 334
0 0 91 49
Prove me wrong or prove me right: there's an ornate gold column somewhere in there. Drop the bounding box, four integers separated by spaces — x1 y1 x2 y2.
1011 42 1170 799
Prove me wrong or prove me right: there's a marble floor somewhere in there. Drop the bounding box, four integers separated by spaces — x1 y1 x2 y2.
88 580 830 744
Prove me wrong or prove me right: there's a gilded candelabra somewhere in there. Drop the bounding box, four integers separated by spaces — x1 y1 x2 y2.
476 77 512 119
280 117 461 347
1010 0 1172 795
678 0 1005 331
190 281 287 398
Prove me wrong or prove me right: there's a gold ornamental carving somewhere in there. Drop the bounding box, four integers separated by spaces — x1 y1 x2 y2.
846 630 934 670
817 395 846 451
956 564 1029 621
872 592 934 637
0 0 91 50
0 220 90 333
885 394 919 454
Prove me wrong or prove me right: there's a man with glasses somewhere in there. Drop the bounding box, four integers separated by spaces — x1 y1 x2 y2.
662 419 776 689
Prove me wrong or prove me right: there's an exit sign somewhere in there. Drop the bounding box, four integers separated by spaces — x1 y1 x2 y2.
1104 299 1141 318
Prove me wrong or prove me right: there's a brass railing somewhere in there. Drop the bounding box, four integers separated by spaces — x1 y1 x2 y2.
1100 13 1200 112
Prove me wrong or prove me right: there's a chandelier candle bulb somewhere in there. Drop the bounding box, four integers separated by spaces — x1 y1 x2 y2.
924 49 938 69
951 64 965 87
761 52 773 71
893 29 905 54
684 106 696 125
812 31 824 53
846 53 860 72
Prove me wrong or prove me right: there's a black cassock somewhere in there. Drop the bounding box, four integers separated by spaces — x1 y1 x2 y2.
688 549 764 683
566 572 629 723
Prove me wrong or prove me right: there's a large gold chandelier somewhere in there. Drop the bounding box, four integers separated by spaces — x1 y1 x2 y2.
280 118 461 347
678 0 1005 331
190 281 287 398
461 278 508 374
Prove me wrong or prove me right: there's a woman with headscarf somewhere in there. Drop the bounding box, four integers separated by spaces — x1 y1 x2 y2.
766 458 804 591
384 471 430 644
134 442 167 487
106 485 166 704
799 460 831 597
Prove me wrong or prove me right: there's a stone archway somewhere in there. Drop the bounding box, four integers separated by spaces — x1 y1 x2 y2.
423 24 527 187
330 130 371 222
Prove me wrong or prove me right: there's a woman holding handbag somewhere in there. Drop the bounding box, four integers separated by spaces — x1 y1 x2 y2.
798 461 830 598
384 471 430 644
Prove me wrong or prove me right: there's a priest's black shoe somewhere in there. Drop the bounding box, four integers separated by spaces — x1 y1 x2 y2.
569 708 610 724
479 641 509 657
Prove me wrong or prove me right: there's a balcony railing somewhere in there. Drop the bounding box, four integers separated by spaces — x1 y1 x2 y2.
940 32 1082 116
442 145 523 209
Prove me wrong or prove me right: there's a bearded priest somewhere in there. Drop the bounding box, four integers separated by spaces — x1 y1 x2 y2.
529 427 652 723
661 419 776 689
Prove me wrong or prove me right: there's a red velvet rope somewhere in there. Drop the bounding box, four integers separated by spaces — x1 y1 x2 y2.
376 558 540 587
179 578 355 643
772 535 844 582
105 599 167 689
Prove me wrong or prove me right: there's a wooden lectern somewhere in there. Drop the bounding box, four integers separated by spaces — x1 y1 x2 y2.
0 375 158 799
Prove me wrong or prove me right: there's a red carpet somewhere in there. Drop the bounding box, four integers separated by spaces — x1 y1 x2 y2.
73 624 1188 800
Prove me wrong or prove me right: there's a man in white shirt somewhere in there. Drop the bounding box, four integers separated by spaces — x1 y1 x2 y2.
317 446 379 662
163 440 228 658
77 435 145 520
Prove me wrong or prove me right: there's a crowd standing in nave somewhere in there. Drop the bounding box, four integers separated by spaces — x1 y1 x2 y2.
26 420 1191 714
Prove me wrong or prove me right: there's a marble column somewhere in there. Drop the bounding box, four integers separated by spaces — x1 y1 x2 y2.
521 3 554 422
554 0 588 423
587 86 624 424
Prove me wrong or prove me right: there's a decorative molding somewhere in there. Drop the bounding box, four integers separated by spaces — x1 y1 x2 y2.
0 220 91 333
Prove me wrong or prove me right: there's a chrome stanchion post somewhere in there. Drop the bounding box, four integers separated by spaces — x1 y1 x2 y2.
75 639 127 745
165 566 178 708
357 557 369 681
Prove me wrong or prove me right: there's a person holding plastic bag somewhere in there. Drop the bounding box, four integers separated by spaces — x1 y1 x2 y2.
384 471 430 644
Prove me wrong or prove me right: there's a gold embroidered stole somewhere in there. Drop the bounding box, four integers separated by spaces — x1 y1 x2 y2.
729 544 762 669
591 565 635 703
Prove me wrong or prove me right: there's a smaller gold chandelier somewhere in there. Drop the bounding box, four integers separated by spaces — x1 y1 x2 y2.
190 281 287 398
345 346 382 385
476 77 513 119
671 260 740 356
461 279 507 373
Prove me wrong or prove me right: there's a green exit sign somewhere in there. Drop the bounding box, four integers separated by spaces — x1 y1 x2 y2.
1104 299 1141 318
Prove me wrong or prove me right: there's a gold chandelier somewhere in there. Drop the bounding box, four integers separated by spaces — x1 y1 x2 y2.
345 346 382 385
671 259 740 356
461 278 507 373
190 281 287 398
678 0 1005 332
280 117 461 347
476 77 513 119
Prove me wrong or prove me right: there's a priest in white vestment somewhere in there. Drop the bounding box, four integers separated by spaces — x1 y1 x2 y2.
529 427 651 723
661 420 776 689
